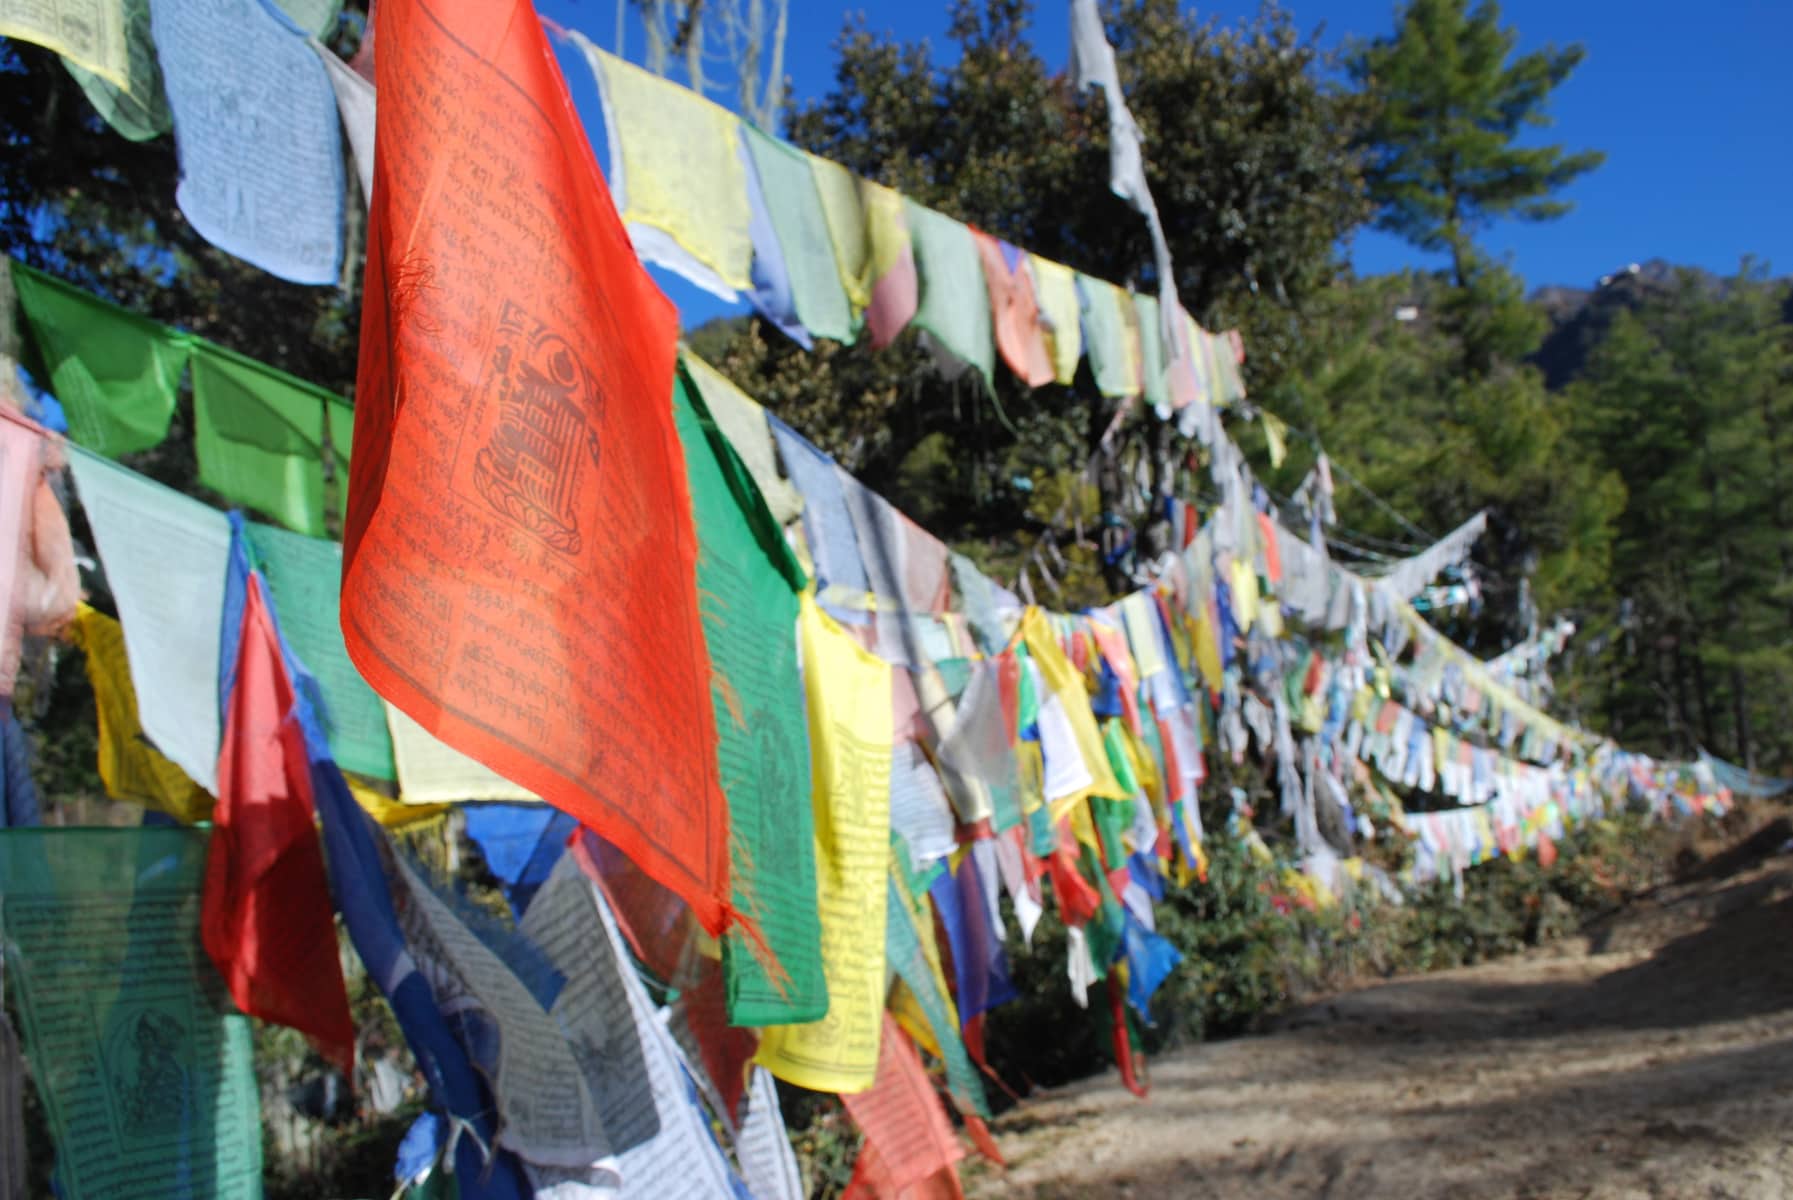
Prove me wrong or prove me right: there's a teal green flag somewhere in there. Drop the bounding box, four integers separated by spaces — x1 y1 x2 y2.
1134 292 1168 415
885 852 988 1117
10 261 191 456
0 827 262 1198
1078 274 1137 400
906 200 994 391
247 520 397 780
742 127 857 344
190 343 352 538
673 368 825 1025
64 0 172 143
274 0 342 36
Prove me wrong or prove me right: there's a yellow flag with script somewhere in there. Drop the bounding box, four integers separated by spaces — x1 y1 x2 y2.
756 595 894 1094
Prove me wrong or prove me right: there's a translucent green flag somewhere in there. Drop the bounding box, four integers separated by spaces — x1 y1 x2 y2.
741 127 857 345
247 520 397 780
1134 292 1168 415
190 343 353 538
906 200 994 391
673 367 825 1026
10 261 191 456
1078 274 1139 400
64 0 172 143
0 827 262 1198
885 849 988 1117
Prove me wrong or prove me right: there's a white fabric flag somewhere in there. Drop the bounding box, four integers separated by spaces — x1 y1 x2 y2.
735 1067 803 1200
69 449 229 792
312 38 374 201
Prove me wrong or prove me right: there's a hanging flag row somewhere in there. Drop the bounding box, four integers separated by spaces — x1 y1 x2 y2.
10 260 355 534
5 0 355 284
574 37 1248 420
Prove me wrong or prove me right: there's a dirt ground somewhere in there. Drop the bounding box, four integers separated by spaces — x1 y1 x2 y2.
966 821 1793 1200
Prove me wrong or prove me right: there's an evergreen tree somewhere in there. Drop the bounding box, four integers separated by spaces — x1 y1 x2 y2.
1567 265 1793 769
1347 0 1603 289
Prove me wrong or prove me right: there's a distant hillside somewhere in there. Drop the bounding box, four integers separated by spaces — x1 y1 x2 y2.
1531 259 1792 390
1532 260 1699 390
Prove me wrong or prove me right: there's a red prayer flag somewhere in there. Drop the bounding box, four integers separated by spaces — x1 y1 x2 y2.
203 577 355 1076
344 0 732 931
842 1016 965 1198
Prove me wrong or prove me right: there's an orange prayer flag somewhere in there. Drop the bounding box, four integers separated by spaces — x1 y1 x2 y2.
970 230 1053 388
344 0 732 931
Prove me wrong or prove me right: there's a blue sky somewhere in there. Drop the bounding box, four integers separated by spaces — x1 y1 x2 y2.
540 0 1793 327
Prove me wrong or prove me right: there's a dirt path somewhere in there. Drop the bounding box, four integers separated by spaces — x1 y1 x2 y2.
967 839 1793 1199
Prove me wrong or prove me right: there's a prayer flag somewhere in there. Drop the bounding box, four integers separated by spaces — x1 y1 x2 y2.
0 827 263 1198
808 152 872 316
841 1016 964 1197
69 449 230 792
344 0 732 931
863 181 919 348
756 595 893 1093
10 262 190 456
673 367 824 1025
907 201 994 390
577 35 753 298
63 0 170 143
190 343 353 537
0 0 129 88
246 521 395 779
1078 274 1140 399
972 232 1053 388
1029 255 1082 386
69 604 215 823
742 126 857 344
150 0 345 284
204 573 355 1075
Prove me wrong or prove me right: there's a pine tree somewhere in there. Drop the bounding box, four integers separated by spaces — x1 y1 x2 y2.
1348 0 1603 289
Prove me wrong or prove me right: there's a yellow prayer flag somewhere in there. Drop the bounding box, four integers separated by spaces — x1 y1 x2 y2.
1119 592 1165 680
1192 599 1224 696
1262 411 1288 469
582 41 752 294
756 595 894 1094
346 778 452 830
862 181 911 284
807 153 872 312
1228 557 1260 632
0 0 130 90
69 604 214 824
1021 608 1126 804
1030 255 1082 386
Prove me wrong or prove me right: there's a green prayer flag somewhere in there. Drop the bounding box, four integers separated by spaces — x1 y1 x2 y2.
1134 292 1168 415
274 0 342 36
673 368 823 1025
190 343 352 538
0 827 262 1199
10 261 191 456
247 520 397 780
1078 274 1137 400
1027 802 1057 858
906 200 994 391
742 127 857 344
64 0 171 142
885 853 988 1117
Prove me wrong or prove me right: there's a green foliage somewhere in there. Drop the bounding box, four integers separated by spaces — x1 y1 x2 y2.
1563 264 1793 769
1347 0 1603 287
